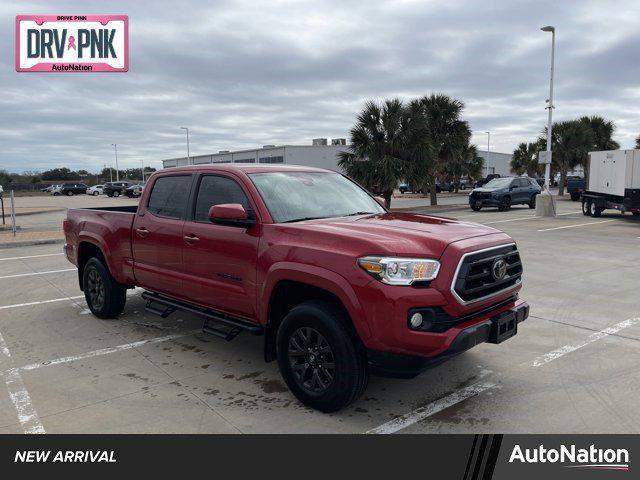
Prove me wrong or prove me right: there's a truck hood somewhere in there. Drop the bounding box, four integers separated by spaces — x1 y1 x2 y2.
282 212 503 258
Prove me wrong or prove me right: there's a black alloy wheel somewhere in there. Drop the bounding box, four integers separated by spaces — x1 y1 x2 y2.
288 327 335 395
86 267 105 312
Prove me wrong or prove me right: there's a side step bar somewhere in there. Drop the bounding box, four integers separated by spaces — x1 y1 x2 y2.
142 291 263 341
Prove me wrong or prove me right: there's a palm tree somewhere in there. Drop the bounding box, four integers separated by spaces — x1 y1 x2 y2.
540 120 593 196
417 94 469 205
511 142 540 177
635 134 640 149
579 116 619 184
338 99 430 207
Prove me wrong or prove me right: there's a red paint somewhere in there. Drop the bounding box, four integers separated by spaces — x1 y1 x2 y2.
64 164 525 359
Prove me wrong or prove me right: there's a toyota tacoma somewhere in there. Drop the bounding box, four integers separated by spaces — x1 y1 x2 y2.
63 164 529 412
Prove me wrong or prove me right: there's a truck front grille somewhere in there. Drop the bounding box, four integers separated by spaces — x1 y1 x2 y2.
451 244 522 304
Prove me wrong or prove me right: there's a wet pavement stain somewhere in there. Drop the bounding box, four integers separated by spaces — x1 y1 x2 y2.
254 378 288 394
122 373 149 382
236 371 262 381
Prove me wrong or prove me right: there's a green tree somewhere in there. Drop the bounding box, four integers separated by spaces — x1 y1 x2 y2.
635 134 640 149
579 116 619 184
417 94 470 205
540 120 593 196
338 99 431 207
511 142 540 177
41 167 80 181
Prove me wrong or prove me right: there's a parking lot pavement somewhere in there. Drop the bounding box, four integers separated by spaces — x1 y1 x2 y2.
0 197 639 433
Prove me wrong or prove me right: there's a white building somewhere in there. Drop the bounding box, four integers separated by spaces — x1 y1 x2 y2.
477 150 514 177
162 138 348 171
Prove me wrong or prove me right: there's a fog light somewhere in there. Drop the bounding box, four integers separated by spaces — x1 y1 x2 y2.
410 312 423 329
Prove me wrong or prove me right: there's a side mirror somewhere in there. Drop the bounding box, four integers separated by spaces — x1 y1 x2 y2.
374 196 388 208
208 204 255 227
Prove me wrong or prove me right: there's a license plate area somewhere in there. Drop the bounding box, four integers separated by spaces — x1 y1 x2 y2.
489 311 517 344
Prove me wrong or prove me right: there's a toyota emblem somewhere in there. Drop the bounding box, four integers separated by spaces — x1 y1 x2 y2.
492 258 507 280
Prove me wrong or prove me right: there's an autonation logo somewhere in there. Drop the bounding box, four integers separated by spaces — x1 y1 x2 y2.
509 444 630 471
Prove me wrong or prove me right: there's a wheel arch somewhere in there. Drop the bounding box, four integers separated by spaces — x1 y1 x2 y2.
261 265 370 362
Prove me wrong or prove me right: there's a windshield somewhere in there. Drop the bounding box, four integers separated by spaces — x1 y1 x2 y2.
484 178 513 189
249 172 386 223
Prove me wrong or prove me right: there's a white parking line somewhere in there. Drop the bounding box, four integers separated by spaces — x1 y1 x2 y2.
537 220 614 232
0 268 75 280
0 253 64 262
0 330 45 434
13 330 199 373
0 288 142 311
366 379 497 434
530 317 640 367
0 295 85 311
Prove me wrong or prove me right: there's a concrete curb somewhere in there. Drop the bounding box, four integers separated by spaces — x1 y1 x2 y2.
391 204 469 213
14 208 66 217
0 238 65 249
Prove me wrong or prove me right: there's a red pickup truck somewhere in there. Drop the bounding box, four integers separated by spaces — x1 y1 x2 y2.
63 164 528 412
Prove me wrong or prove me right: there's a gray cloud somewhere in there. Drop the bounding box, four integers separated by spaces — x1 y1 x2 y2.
1 0 638 173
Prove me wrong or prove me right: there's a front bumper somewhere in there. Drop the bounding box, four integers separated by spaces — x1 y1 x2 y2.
469 196 500 207
367 300 529 378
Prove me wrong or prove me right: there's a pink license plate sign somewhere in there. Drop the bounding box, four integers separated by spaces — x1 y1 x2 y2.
15 15 128 72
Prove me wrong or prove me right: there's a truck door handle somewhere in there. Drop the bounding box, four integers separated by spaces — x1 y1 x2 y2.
183 234 200 244
135 227 149 238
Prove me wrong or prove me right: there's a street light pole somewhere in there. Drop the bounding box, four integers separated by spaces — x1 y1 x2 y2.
485 131 490 154
111 143 120 181
180 127 190 165
541 25 555 190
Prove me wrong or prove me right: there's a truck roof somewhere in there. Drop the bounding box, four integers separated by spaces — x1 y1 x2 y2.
159 164 335 175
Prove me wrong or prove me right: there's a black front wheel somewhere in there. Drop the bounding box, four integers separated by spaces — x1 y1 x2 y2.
471 205 482 211
498 197 511 212
83 257 127 319
528 195 537 209
276 300 368 412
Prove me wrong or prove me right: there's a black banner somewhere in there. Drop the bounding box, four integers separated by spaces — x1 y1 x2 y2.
0 435 636 478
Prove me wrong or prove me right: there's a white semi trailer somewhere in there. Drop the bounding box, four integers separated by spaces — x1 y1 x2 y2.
581 149 640 217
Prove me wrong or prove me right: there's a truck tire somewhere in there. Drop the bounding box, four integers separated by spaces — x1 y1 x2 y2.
276 300 368 413
498 196 511 212
113 191 120 197
591 204 603 217
570 192 580 201
528 195 537 209
471 205 482 211
582 199 591 216
93 191 99 196
67 190 74 196
82 257 127 319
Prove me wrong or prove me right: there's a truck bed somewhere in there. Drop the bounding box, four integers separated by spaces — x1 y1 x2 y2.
64 205 138 286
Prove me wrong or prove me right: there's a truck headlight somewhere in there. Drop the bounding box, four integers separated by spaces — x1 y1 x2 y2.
357 256 440 285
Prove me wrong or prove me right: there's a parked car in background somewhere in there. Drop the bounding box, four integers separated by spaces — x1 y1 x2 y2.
59 183 89 196
125 184 144 198
398 183 423 194
103 181 132 197
44 184 61 194
475 174 501 188
87 185 104 196
469 176 541 211
456 177 472 190
566 176 585 201
51 185 63 196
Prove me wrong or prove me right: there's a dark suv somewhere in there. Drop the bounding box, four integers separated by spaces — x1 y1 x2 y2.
60 183 89 196
103 182 132 197
469 177 541 211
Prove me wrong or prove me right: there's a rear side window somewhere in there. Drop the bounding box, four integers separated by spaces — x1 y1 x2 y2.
194 175 250 222
147 176 192 219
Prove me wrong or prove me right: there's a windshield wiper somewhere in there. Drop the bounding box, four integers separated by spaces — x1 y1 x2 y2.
345 211 376 216
281 216 332 223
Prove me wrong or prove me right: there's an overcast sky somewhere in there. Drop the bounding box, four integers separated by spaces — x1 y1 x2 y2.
1 0 639 173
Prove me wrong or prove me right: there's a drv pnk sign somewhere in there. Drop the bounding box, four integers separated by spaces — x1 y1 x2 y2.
15 15 128 72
